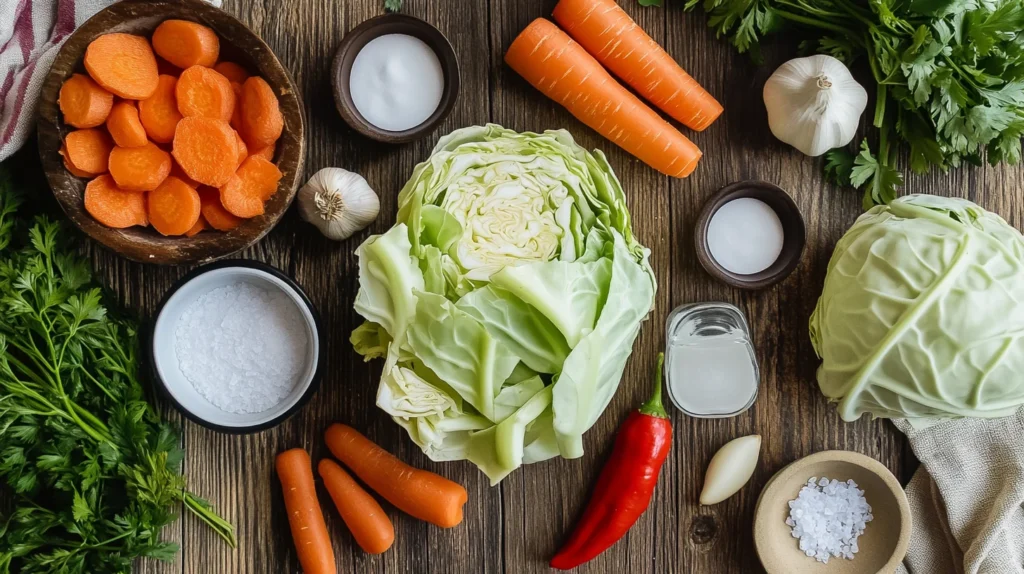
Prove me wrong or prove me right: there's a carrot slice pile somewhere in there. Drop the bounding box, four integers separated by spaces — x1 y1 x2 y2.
214 61 249 84
139 75 183 144
84 175 148 228
172 116 238 187
64 129 113 175
552 0 723 132
176 65 235 121
152 20 219 69
148 176 201 236
505 19 701 177
219 156 282 218
239 76 283 148
199 187 243 231
109 142 171 192
106 101 148 148
59 73 113 128
83 33 159 99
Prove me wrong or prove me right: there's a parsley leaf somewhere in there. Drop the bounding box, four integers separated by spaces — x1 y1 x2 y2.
384 0 403 13
849 140 904 209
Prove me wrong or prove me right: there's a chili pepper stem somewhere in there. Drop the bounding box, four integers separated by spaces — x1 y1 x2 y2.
638 352 668 418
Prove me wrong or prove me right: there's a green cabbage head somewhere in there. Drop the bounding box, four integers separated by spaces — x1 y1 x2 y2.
351 125 655 484
810 195 1024 421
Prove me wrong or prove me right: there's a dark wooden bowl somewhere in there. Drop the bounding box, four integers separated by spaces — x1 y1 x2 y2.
694 181 806 290
331 14 460 144
37 0 305 265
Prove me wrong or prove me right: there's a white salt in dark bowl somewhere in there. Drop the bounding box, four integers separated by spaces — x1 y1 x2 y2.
753 450 911 574
149 260 323 433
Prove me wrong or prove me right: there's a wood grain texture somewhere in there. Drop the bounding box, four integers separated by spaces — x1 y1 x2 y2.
31 0 1024 572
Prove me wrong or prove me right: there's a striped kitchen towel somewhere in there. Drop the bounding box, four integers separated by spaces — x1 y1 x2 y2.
0 0 221 162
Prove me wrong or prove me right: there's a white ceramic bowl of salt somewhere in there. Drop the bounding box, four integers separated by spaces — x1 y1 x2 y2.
150 261 322 433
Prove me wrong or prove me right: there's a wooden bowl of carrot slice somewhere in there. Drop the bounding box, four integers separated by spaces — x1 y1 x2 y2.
36 0 304 264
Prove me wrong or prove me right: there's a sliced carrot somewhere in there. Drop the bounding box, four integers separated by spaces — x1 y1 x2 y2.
64 128 113 175
323 424 468 529
176 65 235 121
233 130 248 167
276 449 336 574
106 101 148 148
60 145 95 178
171 159 200 188
84 174 148 228
552 0 723 132
156 57 182 77
250 143 276 161
59 73 113 128
239 76 283 148
83 33 159 99
214 61 249 84
505 19 702 177
147 176 201 236
218 156 281 218
152 20 220 69
172 117 238 187
109 142 172 192
184 215 207 237
318 459 395 555
199 187 243 231
229 82 243 131
139 75 183 144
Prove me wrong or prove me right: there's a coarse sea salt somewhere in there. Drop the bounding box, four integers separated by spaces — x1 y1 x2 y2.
175 282 308 414
785 476 873 564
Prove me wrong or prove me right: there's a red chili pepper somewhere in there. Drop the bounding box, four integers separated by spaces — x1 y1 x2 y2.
550 353 672 570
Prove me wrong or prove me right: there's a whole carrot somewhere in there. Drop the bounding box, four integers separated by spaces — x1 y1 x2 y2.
505 18 701 178
318 459 395 555
553 0 723 132
324 423 468 528
275 448 336 574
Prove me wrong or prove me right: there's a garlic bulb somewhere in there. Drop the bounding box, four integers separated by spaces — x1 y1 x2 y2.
297 168 379 241
699 435 761 505
763 55 867 157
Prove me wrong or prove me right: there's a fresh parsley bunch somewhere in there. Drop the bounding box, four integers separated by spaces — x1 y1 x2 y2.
0 171 234 573
677 0 1024 208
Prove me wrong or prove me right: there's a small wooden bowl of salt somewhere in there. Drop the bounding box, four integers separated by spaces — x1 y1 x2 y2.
753 450 911 574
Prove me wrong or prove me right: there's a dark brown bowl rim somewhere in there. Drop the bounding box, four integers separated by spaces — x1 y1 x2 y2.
35 0 306 265
694 180 806 290
331 13 460 144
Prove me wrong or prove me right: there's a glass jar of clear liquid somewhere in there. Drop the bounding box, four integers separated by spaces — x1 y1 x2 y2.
664 302 760 417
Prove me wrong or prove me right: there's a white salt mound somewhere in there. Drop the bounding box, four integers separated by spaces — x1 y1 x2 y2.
785 476 873 564
175 282 308 414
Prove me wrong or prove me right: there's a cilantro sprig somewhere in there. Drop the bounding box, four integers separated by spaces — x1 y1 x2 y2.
679 0 1024 208
0 168 234 573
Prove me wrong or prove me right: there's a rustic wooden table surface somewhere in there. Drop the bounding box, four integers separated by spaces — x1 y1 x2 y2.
21 0 1024 572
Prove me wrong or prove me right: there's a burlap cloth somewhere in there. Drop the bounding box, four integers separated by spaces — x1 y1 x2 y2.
895 410 1024 574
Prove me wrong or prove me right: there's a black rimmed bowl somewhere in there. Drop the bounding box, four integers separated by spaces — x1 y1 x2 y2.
148 260 323 433
695 181 806 290
331 14 460 143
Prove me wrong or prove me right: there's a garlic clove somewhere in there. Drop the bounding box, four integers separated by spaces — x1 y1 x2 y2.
297 167 380 241
699 434 761 505
763 55 868 157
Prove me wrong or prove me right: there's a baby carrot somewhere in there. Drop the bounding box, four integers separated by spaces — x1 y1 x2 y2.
318 459 395 555
84 174 148 229
147 176 201 236
552 0 723 131
276 449 336 574
176 65 236 122
83 33 159 99
109 142 172 192
139 75 183 144
505 18 701 177
106 101 148 148
324 423 468 529
152 20 220 69
59 73 113 128
63 128 113 175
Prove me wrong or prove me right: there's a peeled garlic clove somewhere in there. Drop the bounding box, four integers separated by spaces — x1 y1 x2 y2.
699 434 761 505
297 167 380 241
